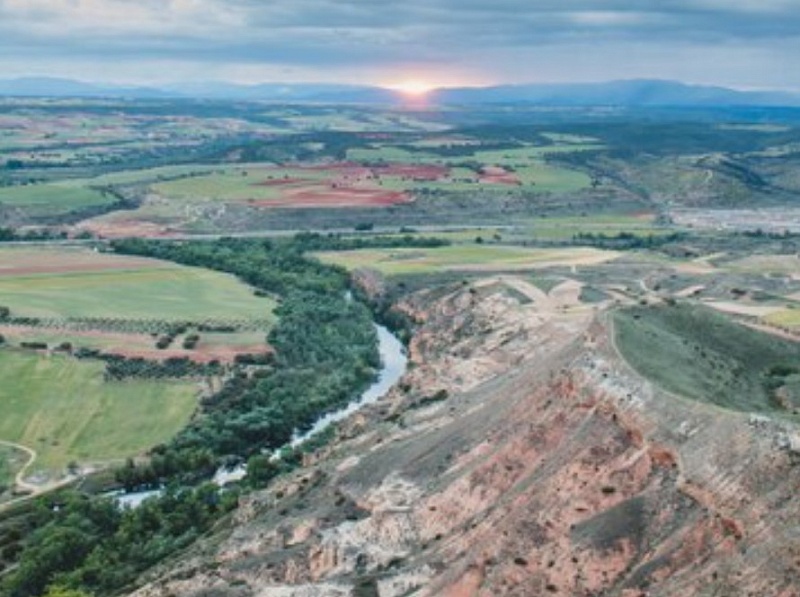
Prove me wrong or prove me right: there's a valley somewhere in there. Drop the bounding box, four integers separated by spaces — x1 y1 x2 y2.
0 99 799 596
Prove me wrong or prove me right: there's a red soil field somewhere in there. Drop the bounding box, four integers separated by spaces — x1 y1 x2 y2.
253 186 412 209
479 166 522 185
78 220 176 240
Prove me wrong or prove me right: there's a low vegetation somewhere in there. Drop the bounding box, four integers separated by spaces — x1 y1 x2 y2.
315 244 618 275
0 350 198 473
614 303 800 415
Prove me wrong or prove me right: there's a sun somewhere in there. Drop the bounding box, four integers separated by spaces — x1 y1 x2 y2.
387 80 436 97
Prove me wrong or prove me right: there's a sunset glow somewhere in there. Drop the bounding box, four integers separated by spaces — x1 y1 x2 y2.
386 80 436 96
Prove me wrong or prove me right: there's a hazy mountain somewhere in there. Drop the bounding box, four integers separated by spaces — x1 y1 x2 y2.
0 77 170 98
0 77 798 107
431 79 800 107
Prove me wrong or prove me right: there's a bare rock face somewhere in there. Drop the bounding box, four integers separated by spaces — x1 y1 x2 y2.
132 277 800 597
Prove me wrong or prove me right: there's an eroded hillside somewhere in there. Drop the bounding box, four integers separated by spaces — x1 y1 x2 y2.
131 275 800 597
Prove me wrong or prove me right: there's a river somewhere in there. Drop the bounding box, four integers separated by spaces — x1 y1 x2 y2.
114 322 407 506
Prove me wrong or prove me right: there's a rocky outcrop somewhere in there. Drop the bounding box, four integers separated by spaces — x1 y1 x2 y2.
132 277 800 597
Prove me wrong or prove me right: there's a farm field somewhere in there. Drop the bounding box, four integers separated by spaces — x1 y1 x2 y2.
149 163 415 209
524 213 675 241
0 246 276 322
315 244 618 275
0 349 197 475
0 182 114 215
344 142 596 193
0 325 272 363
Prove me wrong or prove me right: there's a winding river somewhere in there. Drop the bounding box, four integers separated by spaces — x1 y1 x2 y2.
114 323 407 507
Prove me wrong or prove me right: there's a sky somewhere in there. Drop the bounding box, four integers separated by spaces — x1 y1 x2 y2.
2 0 800 90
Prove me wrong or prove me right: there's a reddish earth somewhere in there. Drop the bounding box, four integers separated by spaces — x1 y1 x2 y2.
252 186 412 209
479 166 522 185
0 325 272 365
133 276 800 597
244 162 447 209
77 219 176 240
107 343 272 364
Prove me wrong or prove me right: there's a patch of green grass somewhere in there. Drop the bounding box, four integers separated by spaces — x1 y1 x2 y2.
0 182 114 214
527 276 565 294
0 248 276 322
151 171 282 202
512 163 591 193
525 214 673 241
541 132 601 144
764 308 800 328
614 304 800 415
346 146 439 163
472 144 604 166
0 349 198 473
315 245 617 276
346 143 596 194
579 286 611 304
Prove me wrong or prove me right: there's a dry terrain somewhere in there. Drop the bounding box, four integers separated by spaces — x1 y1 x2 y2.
130 273 800 597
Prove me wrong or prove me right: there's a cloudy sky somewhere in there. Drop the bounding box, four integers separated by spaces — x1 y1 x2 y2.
2 0 799 90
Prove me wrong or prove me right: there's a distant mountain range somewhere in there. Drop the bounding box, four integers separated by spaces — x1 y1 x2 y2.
1 77 798 107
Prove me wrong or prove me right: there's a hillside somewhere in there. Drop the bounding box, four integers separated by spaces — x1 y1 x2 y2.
128 276 800 596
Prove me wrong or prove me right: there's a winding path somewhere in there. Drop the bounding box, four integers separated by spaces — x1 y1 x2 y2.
0 440 76 512
0 439 38 492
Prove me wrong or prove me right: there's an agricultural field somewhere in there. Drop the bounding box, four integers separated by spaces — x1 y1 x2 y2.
0 246 274 369
0 349 197 475
524 214 675 241
0 181 115 216
0 246 276 481
315 244 618 276
0 246 275 322
149 163 413 208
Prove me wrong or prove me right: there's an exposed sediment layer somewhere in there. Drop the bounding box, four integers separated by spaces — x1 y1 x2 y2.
132 276 800 597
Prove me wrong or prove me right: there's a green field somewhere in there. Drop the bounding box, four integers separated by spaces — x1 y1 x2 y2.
0 182 114 215
315 245 618 275
0 350 198 473
525 214 676 241
345 142 596 194
0 248 276 322
614 304 800 415
346 142 603 166
764 308 800 329
152 170 281 202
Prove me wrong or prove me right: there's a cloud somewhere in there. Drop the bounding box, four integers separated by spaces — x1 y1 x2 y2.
1 0 799 88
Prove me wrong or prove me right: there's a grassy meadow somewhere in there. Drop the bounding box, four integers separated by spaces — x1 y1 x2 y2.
0 350 198 473
0 247 276 322
614 304 800 415
0 182 114 215
315 244 618 275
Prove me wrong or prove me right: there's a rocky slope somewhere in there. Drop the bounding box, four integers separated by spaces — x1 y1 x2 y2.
131 276 800 597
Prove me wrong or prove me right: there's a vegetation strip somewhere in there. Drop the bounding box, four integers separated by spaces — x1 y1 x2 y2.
0 234 438 597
